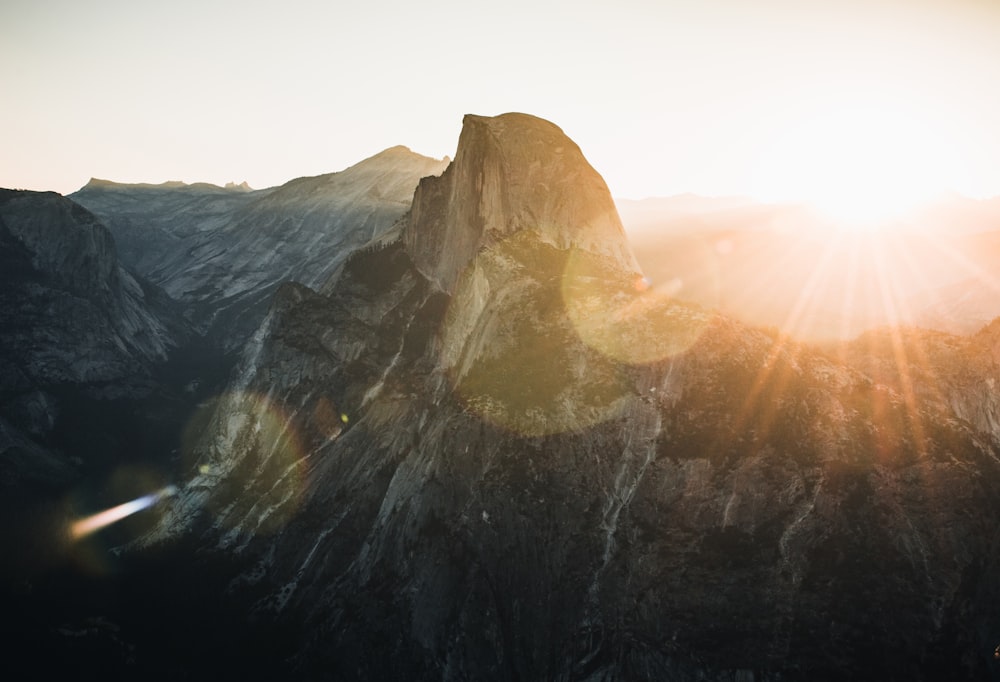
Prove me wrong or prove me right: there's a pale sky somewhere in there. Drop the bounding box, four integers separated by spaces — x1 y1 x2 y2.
3 0 1000 202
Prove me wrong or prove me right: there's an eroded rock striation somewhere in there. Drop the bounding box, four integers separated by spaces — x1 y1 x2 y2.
144 113 1000 680
73 147 449 348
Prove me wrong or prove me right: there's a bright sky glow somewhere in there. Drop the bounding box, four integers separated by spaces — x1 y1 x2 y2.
2 0 999 207
752 98 963 227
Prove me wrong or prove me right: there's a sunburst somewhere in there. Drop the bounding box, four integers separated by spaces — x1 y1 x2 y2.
754 100 958 231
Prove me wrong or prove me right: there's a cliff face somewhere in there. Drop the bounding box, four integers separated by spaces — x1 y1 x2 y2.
0 190 183 392
0 189 188 490
73 148 449 348
403 113 638 293
70 179 259 279
143 115 1000 680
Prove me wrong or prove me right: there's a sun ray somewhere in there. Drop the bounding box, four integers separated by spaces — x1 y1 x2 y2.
919 230 1000 308
869 241 930 460
838 235 862 342
877 232 959 414
773 233 843 340
727 235 845 442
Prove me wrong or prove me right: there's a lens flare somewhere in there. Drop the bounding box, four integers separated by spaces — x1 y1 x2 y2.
69 485 178 540
439 239 632 436
180 390 320 541
561 248 712 366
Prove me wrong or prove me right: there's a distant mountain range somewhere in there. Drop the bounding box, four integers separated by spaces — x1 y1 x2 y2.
619 192 1000 235
71 146 449 349
68 161 1000 346
621 194 1000 340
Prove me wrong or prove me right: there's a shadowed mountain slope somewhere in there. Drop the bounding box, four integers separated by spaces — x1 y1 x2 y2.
0 189 197 585
73 147 449 348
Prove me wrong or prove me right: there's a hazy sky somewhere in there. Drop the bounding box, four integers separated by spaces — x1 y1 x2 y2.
3 0 1000 202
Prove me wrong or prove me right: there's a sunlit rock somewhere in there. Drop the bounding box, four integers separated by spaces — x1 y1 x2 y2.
403 113 638 293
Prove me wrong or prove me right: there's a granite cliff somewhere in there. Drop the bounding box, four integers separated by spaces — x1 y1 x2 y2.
137 114 1000 680
401 113 637 293
0 190 192 490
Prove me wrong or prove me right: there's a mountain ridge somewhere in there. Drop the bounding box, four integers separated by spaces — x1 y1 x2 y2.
80 178 254 192
72 146 450 348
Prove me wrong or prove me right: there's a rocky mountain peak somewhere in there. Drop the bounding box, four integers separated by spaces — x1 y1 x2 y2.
0 188 118 293
275 147 448 203
372 144 416 158
0 189 183 395
81 177 119 190
106 113 1000 680
403 112 639 293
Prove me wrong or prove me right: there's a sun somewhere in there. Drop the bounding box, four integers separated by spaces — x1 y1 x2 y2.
753 101 958 230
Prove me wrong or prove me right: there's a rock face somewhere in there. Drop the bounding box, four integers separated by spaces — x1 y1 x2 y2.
402 113 638 293
144 114 1000 680
0 189 187 489
73 147 449 348
69 179 261 279
846 320 1000 447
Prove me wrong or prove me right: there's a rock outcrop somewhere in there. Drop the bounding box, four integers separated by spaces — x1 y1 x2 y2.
403 113 638 293
0 189 188 490
138 114 1000 680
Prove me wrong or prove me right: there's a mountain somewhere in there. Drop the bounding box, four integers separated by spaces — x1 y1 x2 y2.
126 114 1000 680
0 188 198 590
911 275 1000 336
72 147 449 348
904 230 1000 335
70 178 264 278
618 196 813 237
909 193 1000 236
0 188 187 421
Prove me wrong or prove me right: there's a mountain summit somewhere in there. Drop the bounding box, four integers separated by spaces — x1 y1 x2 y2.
403 112 639 293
